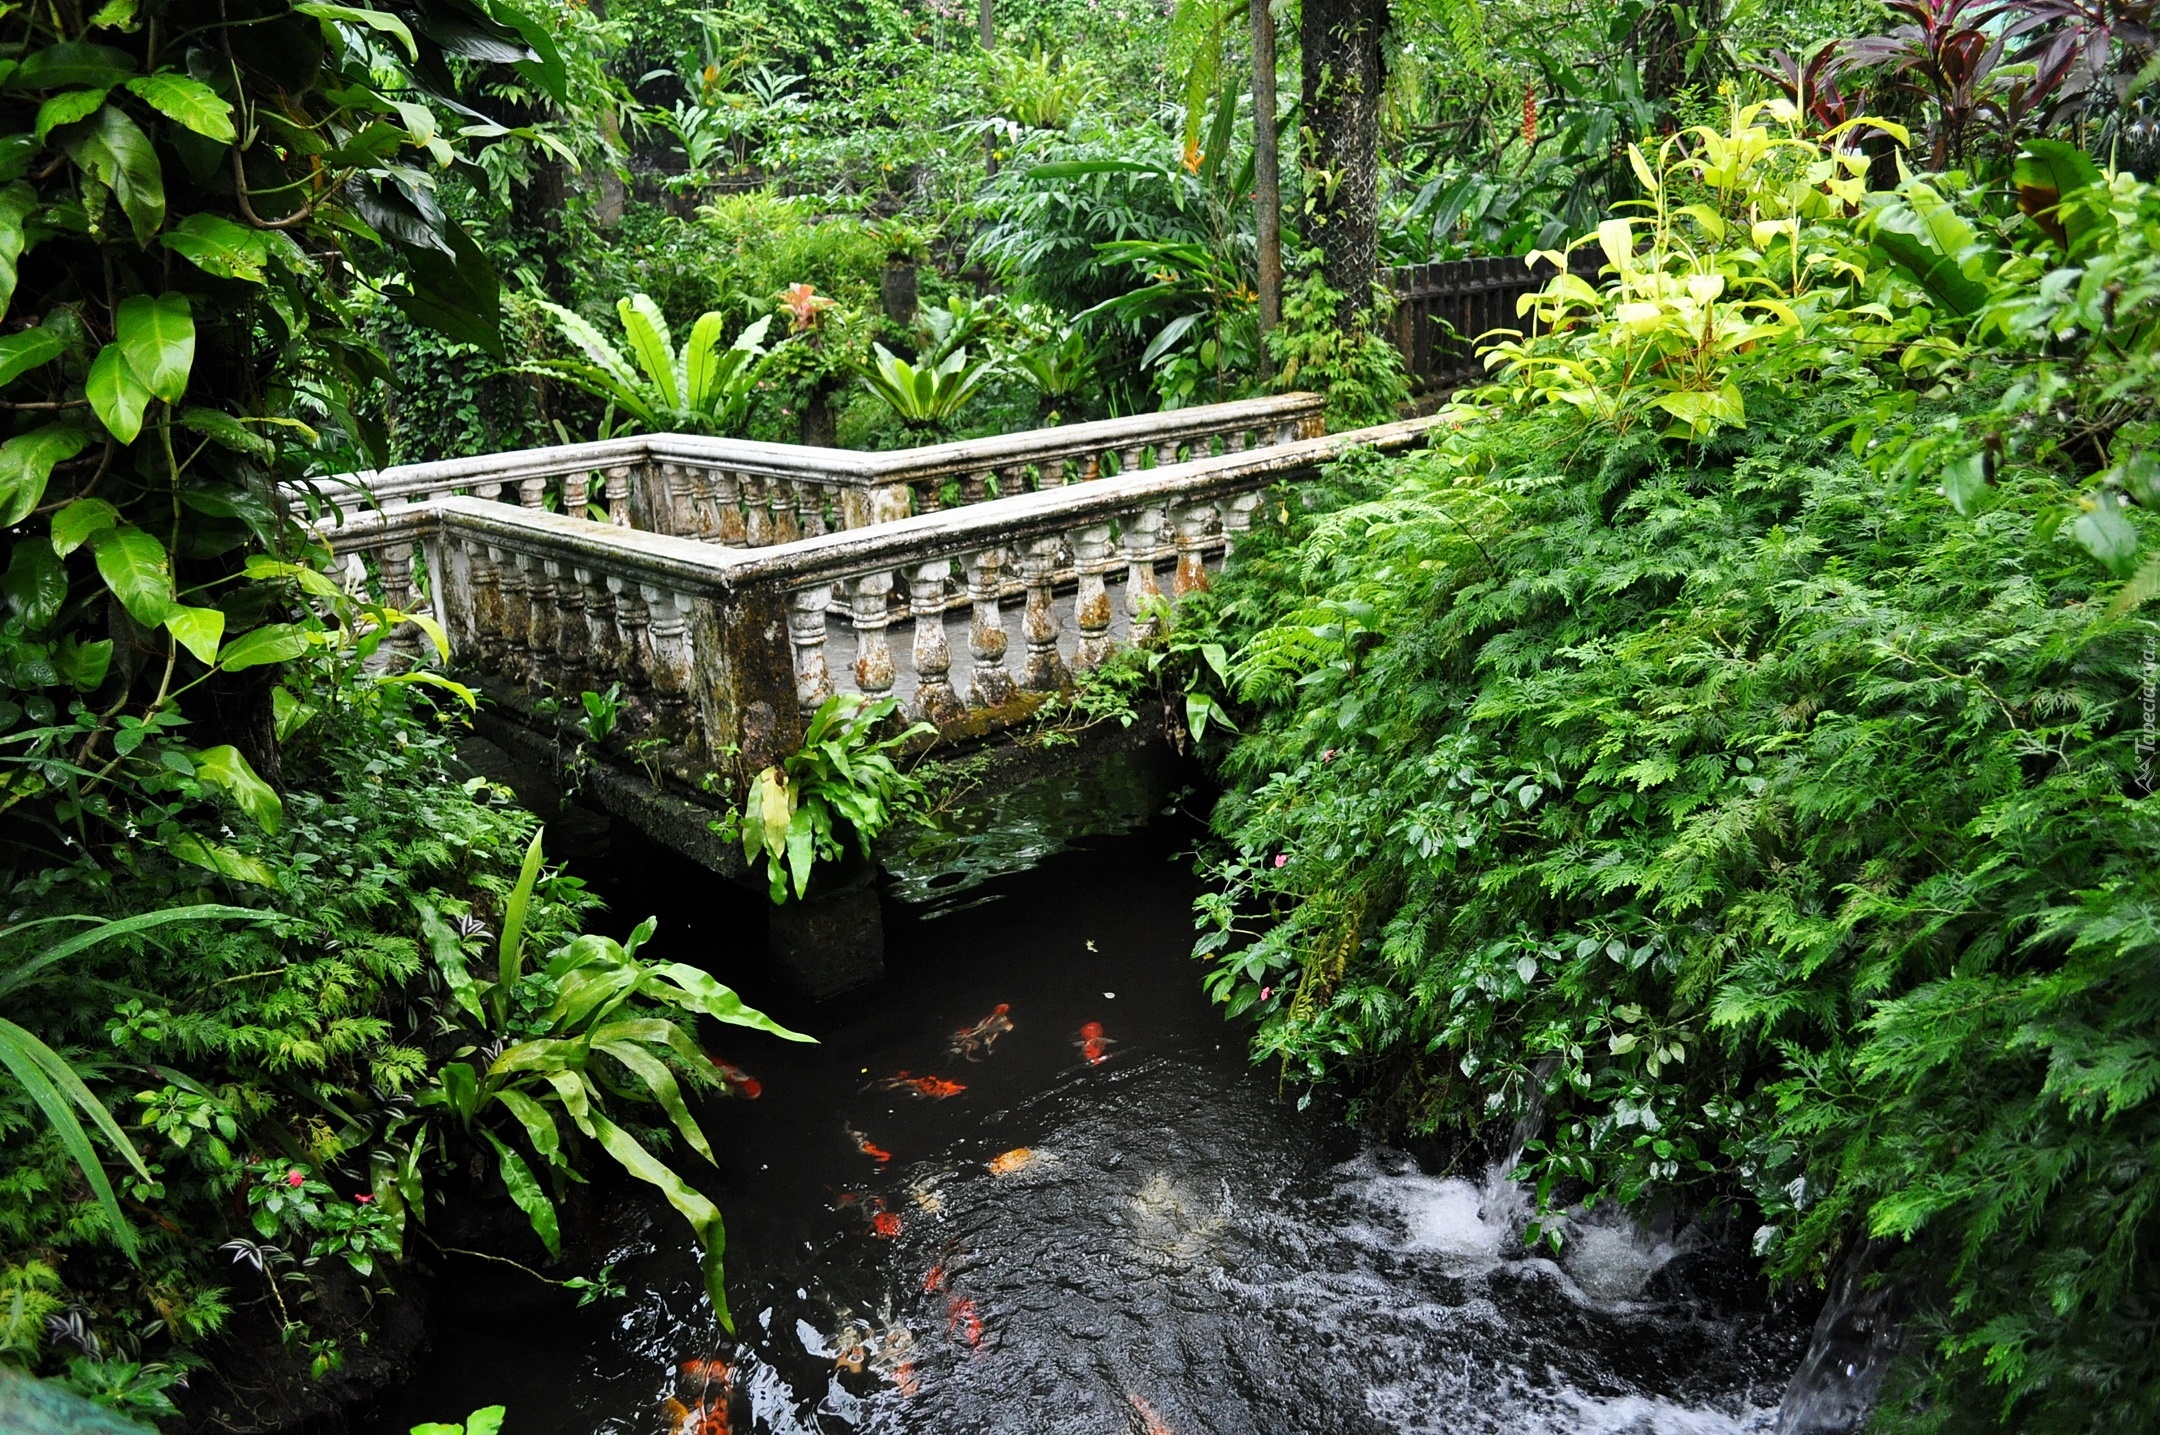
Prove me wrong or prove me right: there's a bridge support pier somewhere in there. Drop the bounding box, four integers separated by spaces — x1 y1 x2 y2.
766 857 886 999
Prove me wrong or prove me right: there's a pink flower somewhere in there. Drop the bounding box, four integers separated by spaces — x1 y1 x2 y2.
1323 749 1335 762
285 1170 305 1188
1273 854 1288 868
1260 986 1273 1000
354 1193 373 1204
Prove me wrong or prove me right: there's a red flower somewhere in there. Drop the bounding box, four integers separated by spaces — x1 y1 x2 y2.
285 1169 305 1188
354 1193 373 1204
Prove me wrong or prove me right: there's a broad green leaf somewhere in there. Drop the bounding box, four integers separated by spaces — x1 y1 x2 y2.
91 523 174 626
125 72 236 143
2073 495 2139 577
294 2 418 59
217 623 308 670
115 292 194 402
194 744 283 832
0 425 88 526
86 343 151 442
88 0 137 27
0 327 64 389
2013 139 2107 254
616 294 679 410
494 1088 567 1171
498 826 546 995
464 1407 508 1435
594 1037 713 1163
1867 185 1991 318
166 831 279 887
588 1112 731 1329
164 604 224 664
53 634 112 691
0 181 35 318
165 214 270 282
179 405 276 457
649 963 814 1042
481 1128 561 1257
682 311 726 410
8 41 134 90
1942 452 1990 515
58 105 164 246
35 89 107 142
50 497 118 556
0 1016 144 1260
3 540 67 629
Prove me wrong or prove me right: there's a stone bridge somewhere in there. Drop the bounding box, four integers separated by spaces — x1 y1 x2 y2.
312 395 1441 894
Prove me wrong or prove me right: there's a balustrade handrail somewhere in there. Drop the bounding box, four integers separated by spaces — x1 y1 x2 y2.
308 392 1326 512
332 413 1442 595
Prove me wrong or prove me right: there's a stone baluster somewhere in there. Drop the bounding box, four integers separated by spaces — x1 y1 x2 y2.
791 480 830 539
915 479 943 514
469 542 506 668
1122 505 1167 643
474 479 505 504
581 568 621 689
788 584 836 714
518 476 548 510
1171 501 1218 598
523 557 559 694
496 548 532 683
1017 538 1069 691
712 469 748 545
963 468 993 505
770 482 803 545
741 471 773 546
1040 458 1068 489
962 548 1014 707
553 561 590 692
910 559 963 724
643 583 695 748
377 537 422 667
1215 491 1266 560
1153 441 1179 468
1069 523 1116 670
1227 427 1250 453
1119 444 1146 477
850 572 897 700
603 465 633 526
562 468 593 519
1001 464 1030 498
610 577 654 728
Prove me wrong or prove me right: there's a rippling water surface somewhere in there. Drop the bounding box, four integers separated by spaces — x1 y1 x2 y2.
370 761 1809 1435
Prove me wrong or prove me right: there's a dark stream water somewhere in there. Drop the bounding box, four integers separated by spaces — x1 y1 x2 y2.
366 753 1812 1435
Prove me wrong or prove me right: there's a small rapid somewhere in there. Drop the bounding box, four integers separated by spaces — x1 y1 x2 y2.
368 761 1813 1435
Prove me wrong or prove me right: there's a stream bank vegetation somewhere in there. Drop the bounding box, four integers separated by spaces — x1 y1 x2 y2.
1187 93 2160 1435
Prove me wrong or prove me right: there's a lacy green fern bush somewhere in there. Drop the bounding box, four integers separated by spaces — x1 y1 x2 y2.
1192 109 2160 1433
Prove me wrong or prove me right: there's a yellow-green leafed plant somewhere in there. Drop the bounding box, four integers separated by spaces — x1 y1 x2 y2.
856 343 994 435
528 294 773 436
1481 100 1909 440
741 695 933 903
417 831 810 1328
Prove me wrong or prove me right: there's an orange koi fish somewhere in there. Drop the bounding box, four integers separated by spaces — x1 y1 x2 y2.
678 1357 731 1384
890 1358 921 1396
949 1003 1014 1061
706 1057 762 1100
946 1295 983 1349
922 1263 946 1293
1127 1393 1172 1435
662 1397 730 1435
845 1124 892 1164
877 1070 967 1099
872 1208 902 1238
1077 1021 1116 1066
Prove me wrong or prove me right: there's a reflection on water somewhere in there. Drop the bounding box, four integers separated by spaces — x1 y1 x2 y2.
369 759 1809 1435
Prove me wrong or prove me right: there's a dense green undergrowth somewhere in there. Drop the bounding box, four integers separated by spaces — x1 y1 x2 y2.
1189 129 2160 1433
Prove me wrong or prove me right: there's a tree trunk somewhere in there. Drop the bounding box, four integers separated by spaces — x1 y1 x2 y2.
1252 0 1283 348
1300 0 1388 331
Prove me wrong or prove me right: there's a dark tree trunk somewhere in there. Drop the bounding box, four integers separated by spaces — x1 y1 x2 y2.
1300 0 1388 331
1252 0 1283 348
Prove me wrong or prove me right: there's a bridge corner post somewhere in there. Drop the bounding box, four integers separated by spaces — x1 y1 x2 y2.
686 586 805 784
841 481 912 531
